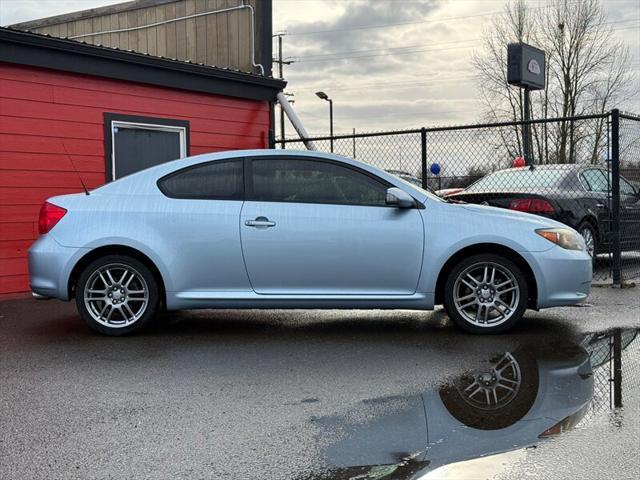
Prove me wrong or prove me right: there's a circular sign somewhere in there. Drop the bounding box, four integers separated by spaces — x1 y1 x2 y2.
430 163 441 175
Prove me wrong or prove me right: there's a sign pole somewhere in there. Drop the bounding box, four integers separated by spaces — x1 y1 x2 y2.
523 86 530 165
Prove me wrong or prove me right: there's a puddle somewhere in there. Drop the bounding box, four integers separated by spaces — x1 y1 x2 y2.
303 328 640 480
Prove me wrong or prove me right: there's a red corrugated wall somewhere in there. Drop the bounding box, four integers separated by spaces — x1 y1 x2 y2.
0 62 271 295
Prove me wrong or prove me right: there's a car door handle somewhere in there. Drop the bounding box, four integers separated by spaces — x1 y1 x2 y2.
245 217 276 228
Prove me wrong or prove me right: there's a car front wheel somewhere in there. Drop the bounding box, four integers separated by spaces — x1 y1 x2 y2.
444 254 528 334
76 254 160 335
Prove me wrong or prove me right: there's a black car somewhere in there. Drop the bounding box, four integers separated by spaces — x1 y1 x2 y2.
448 164 640 259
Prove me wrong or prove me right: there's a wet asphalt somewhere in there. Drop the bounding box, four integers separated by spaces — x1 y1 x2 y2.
0 287 639 480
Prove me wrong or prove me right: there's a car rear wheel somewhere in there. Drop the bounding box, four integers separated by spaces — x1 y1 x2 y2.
578 222 597 262
76 254 160 335
443 254 528 334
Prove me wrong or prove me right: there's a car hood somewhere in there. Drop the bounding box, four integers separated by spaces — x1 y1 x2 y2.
456 203 570 230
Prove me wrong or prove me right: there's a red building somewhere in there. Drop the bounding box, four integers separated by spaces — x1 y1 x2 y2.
0 28 285 296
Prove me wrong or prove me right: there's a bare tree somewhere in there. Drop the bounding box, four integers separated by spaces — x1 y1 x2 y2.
473 0 633 164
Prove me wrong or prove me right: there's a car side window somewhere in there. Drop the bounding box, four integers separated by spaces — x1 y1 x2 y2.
620 177 636 196
250 158 389 206
581 170 609 193
158 159 243 199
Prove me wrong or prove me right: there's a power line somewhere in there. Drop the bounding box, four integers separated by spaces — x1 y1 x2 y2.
294 74 478 93
287 9 505 36
284 3 587 36
292 22 639 63
294 43 483 63
295 38 481 60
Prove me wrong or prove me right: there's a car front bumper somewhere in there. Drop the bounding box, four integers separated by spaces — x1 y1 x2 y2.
523 246 593 309
28 234 89 300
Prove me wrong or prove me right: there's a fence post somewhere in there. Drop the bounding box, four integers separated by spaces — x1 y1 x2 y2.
421 128 427 190
611 109 621 286
612 329 622 408
352 128 356 158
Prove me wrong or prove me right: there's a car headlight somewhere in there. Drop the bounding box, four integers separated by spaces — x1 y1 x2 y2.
536 228 585 251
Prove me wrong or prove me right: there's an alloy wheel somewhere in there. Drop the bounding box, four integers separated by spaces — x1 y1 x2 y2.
83 263 149 327
455 352 522 410
453 262 520 328
580 226 595 258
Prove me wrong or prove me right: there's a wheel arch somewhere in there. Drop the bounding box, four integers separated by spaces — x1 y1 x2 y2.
434 243 538 309
67 245 167 304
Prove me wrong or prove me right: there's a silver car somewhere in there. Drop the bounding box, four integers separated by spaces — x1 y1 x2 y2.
28 150 592 336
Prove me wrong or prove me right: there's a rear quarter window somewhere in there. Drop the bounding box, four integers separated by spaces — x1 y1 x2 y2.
158 159 243 199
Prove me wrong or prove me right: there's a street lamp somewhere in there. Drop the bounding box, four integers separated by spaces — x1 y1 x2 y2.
315 91 334 152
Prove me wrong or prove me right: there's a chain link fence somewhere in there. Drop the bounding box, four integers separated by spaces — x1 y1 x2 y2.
580 329 640 420
280 110 640 284
619 113 640 281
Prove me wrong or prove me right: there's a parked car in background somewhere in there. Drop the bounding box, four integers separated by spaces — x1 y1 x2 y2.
435 187 465 198
448 164 640 260
385 169 423 187
29 151 592 336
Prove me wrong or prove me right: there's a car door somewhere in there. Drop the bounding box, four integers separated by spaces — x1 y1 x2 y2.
239 156 424 295
580 169 612 244
619 176 640 250
580 169 640 250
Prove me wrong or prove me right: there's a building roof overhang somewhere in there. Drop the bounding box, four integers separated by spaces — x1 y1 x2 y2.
0 27 286 102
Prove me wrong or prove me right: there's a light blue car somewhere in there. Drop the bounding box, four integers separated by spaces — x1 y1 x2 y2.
28 150 592 335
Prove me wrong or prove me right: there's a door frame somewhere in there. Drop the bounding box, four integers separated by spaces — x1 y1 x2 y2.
103 113 190 181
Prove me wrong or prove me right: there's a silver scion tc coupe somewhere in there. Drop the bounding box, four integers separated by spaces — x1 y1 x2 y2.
28 150 593 335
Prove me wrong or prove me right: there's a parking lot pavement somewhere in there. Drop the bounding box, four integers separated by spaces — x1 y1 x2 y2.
1 287 639 480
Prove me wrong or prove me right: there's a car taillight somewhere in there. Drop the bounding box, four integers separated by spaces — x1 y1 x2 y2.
509 198 555 214
38 202 67 235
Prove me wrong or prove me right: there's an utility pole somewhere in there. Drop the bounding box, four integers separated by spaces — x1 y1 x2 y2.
273 33 293 147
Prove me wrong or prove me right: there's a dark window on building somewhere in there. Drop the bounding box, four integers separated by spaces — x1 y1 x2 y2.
251 158 388 206
104 113 190 181
159 160 244 200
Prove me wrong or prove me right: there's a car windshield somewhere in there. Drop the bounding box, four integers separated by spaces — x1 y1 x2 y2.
466 169 567 192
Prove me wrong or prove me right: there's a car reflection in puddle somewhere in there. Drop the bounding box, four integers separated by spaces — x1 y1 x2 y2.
305 329 638 480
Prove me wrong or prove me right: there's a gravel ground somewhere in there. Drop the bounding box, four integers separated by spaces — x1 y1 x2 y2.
0 287 639 479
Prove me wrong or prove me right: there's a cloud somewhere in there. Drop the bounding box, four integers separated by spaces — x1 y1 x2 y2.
2 0 637 135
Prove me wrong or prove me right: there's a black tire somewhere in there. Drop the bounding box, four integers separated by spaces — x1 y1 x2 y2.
439 349 539 430
75 254 160 336
577 221 597 264
443 253 529 334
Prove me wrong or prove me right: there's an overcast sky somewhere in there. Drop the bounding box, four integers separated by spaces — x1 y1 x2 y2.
1 0 638 135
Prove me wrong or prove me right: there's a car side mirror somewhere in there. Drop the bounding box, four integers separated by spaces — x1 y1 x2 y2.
386 187 415 208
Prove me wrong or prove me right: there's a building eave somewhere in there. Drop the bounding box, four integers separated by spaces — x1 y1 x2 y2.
0 27 286 102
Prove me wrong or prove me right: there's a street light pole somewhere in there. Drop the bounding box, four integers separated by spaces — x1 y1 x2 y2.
328 98 334 153
315 91 334 153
